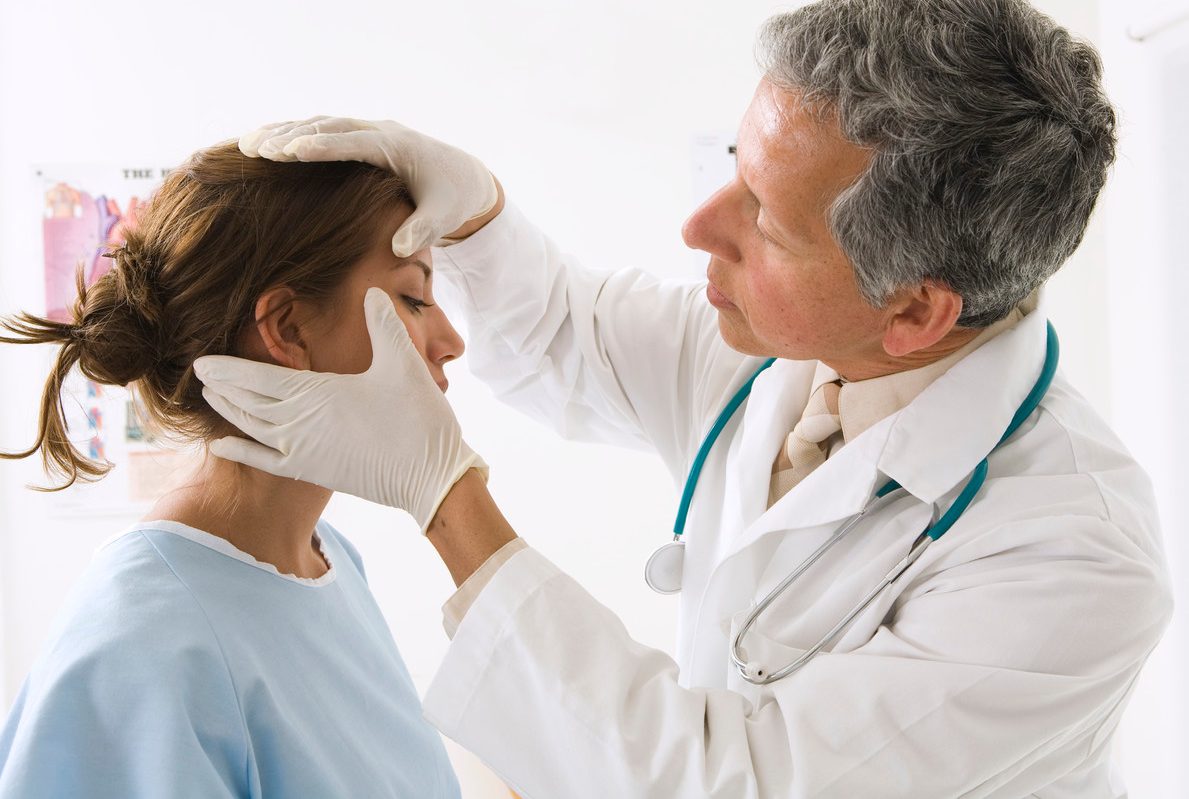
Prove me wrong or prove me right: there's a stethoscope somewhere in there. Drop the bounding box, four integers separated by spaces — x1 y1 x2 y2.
644 322 1060 685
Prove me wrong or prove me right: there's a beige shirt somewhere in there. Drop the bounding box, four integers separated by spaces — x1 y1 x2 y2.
444 298 1032 636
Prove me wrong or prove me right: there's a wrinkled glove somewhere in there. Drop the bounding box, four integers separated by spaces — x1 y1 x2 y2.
240 116 498 257
193 288 486 533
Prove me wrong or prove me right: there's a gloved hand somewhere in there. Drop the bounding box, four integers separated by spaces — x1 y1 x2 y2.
239 116 499 257
192 288 486 533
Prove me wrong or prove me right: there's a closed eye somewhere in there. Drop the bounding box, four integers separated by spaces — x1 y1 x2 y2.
401 295 435 314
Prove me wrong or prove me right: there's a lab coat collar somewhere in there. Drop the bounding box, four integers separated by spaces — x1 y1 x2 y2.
833 305 1023 446
875 293 1047 505
719 291 1046 558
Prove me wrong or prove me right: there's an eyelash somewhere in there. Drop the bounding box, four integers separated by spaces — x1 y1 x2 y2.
401 295 435 314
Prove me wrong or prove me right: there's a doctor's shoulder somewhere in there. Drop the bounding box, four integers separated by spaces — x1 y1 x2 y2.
1018 377 1165 552
964 374 1173 628
0 529 248 798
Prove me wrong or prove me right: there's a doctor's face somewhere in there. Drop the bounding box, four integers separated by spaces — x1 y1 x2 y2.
682 79 884 365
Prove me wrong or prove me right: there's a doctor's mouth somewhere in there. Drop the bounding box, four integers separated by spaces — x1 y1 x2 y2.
706 279 738 310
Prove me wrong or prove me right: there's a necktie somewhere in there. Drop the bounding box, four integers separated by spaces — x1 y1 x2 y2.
768 379 843 507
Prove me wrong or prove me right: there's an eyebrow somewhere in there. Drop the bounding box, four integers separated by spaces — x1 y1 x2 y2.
396 258 432 279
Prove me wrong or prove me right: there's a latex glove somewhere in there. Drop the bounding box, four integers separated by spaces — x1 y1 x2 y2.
239 116 498 257
192 288 485 533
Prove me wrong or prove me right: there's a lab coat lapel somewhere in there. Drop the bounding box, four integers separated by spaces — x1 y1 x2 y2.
718 362 890 566
685 364 891 683
715 357 814 558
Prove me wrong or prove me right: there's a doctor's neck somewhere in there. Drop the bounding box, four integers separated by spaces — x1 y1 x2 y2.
827 324 982 383
818 281 988 383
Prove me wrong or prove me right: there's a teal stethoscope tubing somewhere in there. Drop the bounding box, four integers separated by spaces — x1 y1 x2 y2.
672 355 778 536
669 322 1059 685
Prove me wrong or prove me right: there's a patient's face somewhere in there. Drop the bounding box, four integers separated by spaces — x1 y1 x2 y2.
306 209 465 392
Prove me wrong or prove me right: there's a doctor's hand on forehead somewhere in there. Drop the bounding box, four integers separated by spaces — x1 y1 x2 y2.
240 116 505 257
193 288 486 533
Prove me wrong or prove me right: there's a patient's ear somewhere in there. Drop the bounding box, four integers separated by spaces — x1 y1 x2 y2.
253 287 314 369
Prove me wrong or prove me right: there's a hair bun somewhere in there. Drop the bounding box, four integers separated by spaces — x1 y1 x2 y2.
109 244 166 325
72 243 167 386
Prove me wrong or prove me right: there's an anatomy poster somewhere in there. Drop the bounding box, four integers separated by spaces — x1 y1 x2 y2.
36 165 200 513
39 165 166 322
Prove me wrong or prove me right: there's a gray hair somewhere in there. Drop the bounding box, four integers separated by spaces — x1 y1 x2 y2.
758 0 1117 327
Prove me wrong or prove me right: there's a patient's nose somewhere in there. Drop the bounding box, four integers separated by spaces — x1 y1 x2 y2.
427 311 464 367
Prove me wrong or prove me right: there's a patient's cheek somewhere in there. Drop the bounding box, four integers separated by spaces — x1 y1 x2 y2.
309 310 373 374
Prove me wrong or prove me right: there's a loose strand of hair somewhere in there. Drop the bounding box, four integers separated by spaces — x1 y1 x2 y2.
0 308 113 492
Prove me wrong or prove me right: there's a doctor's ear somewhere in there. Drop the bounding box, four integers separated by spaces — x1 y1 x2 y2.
253 287 316 370
881 281 966 358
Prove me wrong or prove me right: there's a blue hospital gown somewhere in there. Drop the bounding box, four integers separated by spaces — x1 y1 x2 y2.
0 520 461 798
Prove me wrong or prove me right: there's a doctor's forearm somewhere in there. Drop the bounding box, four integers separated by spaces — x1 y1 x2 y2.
426 469 519 587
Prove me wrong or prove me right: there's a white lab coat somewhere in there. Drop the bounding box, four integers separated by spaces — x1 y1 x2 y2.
423 203 1172 798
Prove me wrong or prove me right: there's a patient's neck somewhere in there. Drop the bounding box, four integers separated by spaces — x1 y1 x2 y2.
144 452 332 579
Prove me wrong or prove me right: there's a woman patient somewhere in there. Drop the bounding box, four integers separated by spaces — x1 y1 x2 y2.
0 142 464 797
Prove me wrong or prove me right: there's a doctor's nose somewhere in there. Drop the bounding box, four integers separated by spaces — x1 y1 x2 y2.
682 182 743 264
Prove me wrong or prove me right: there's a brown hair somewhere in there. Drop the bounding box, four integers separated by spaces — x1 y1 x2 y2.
1 141 410 490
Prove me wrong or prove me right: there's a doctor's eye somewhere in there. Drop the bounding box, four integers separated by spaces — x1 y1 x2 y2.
401 295 435 315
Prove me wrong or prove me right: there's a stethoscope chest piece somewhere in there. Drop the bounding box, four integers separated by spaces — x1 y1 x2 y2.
645 540 686 594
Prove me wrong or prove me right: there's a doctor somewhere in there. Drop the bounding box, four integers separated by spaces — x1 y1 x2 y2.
195 0 1172 796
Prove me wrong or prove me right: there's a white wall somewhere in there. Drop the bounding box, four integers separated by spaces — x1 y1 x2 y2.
1097 2 1189 795
2 0 1177 796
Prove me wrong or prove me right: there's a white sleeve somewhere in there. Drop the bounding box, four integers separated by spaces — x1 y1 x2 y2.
441 536 529 638
432 202 759 477
423 519 1171 799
